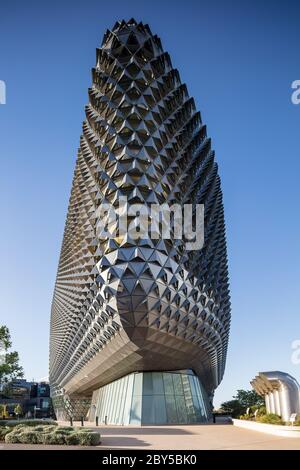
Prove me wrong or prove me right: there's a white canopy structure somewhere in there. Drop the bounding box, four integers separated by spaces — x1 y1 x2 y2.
251 371 300 422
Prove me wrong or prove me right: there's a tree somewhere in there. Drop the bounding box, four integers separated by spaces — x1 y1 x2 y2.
234 389 264 409
219 399 244 417
0 404 8 419
0 326 24 391
14 403 23 418
220 389 264 417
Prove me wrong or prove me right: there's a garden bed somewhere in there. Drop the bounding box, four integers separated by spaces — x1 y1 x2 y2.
0 420 101 446
233 419 300 438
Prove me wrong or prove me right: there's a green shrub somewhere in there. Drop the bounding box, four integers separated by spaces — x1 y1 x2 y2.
31 425 56 433
7 426 30 437
30 425 46 432
18 431 38 444
256 406 267 417
77 431 101 446
57 426 73 432
35 432 45 444
239 414 252 420
65 433 80 445
0 426 11 441
14 425 31 433
41 433 63 445
3 423 101 446
51 433 68 445
39 433 50 445
4 425 28 443
257 413 284 425
5 432 20 443
51 429 73 436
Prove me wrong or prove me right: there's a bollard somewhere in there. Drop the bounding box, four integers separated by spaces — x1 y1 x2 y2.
213 413 216 424
104 415 108 425
96 416 99 427
81 416 84 426
70 416 73 426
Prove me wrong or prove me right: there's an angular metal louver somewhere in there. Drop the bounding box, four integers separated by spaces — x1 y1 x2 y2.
49 19 231 408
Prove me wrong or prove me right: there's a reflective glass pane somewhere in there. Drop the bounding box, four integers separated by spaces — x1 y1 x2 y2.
123 374 132 425
173 373 183 395
191 392 202 420
152 372 164 395
133 372 143 396
193 377 206 419
130 394 142 424
198 381 208 419
154 396 167 424
163 373 174 395
142 396 155 424
182 375 195 423
143 373 153 395
175 394 187 423
165 394 178 423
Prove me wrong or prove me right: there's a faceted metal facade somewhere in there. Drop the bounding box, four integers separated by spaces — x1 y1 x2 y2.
49 19 231 411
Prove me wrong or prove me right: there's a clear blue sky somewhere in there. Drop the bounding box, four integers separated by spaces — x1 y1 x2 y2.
1 0 300 407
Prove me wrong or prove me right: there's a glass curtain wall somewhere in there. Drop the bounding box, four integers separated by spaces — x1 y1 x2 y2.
92 370 210 425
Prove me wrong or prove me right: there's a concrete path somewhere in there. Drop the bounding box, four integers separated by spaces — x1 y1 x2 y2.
2 422 300 450
87 423 300 450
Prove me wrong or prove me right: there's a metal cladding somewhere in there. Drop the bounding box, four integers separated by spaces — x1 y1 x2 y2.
49 19 231 402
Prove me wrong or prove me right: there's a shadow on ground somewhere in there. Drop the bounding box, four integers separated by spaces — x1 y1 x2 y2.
99 426 193 436
101 436 150 447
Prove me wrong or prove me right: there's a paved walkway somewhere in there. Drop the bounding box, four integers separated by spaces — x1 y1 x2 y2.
2 422 300 450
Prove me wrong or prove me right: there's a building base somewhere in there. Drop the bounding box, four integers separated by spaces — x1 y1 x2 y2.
89 370 211 425
51 392 91 421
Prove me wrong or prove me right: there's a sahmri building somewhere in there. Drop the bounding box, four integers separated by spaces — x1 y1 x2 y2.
49 19 231 425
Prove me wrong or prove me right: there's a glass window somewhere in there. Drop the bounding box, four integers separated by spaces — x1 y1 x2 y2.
182 375 195 423
41 399 49 409
163 373 174 395
154 396 167 424
110 380 118 423
190 385 203 420
190 375 200 397
130 395 142 424
192 396 203 420
123 374 133 425
152 372 164 395
133 372 143 396
142 396 155 424
143 373 153 395
165 394 178 423
173 373 184 396
93 371 209 425
175 395 187 423
198 381 209 419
